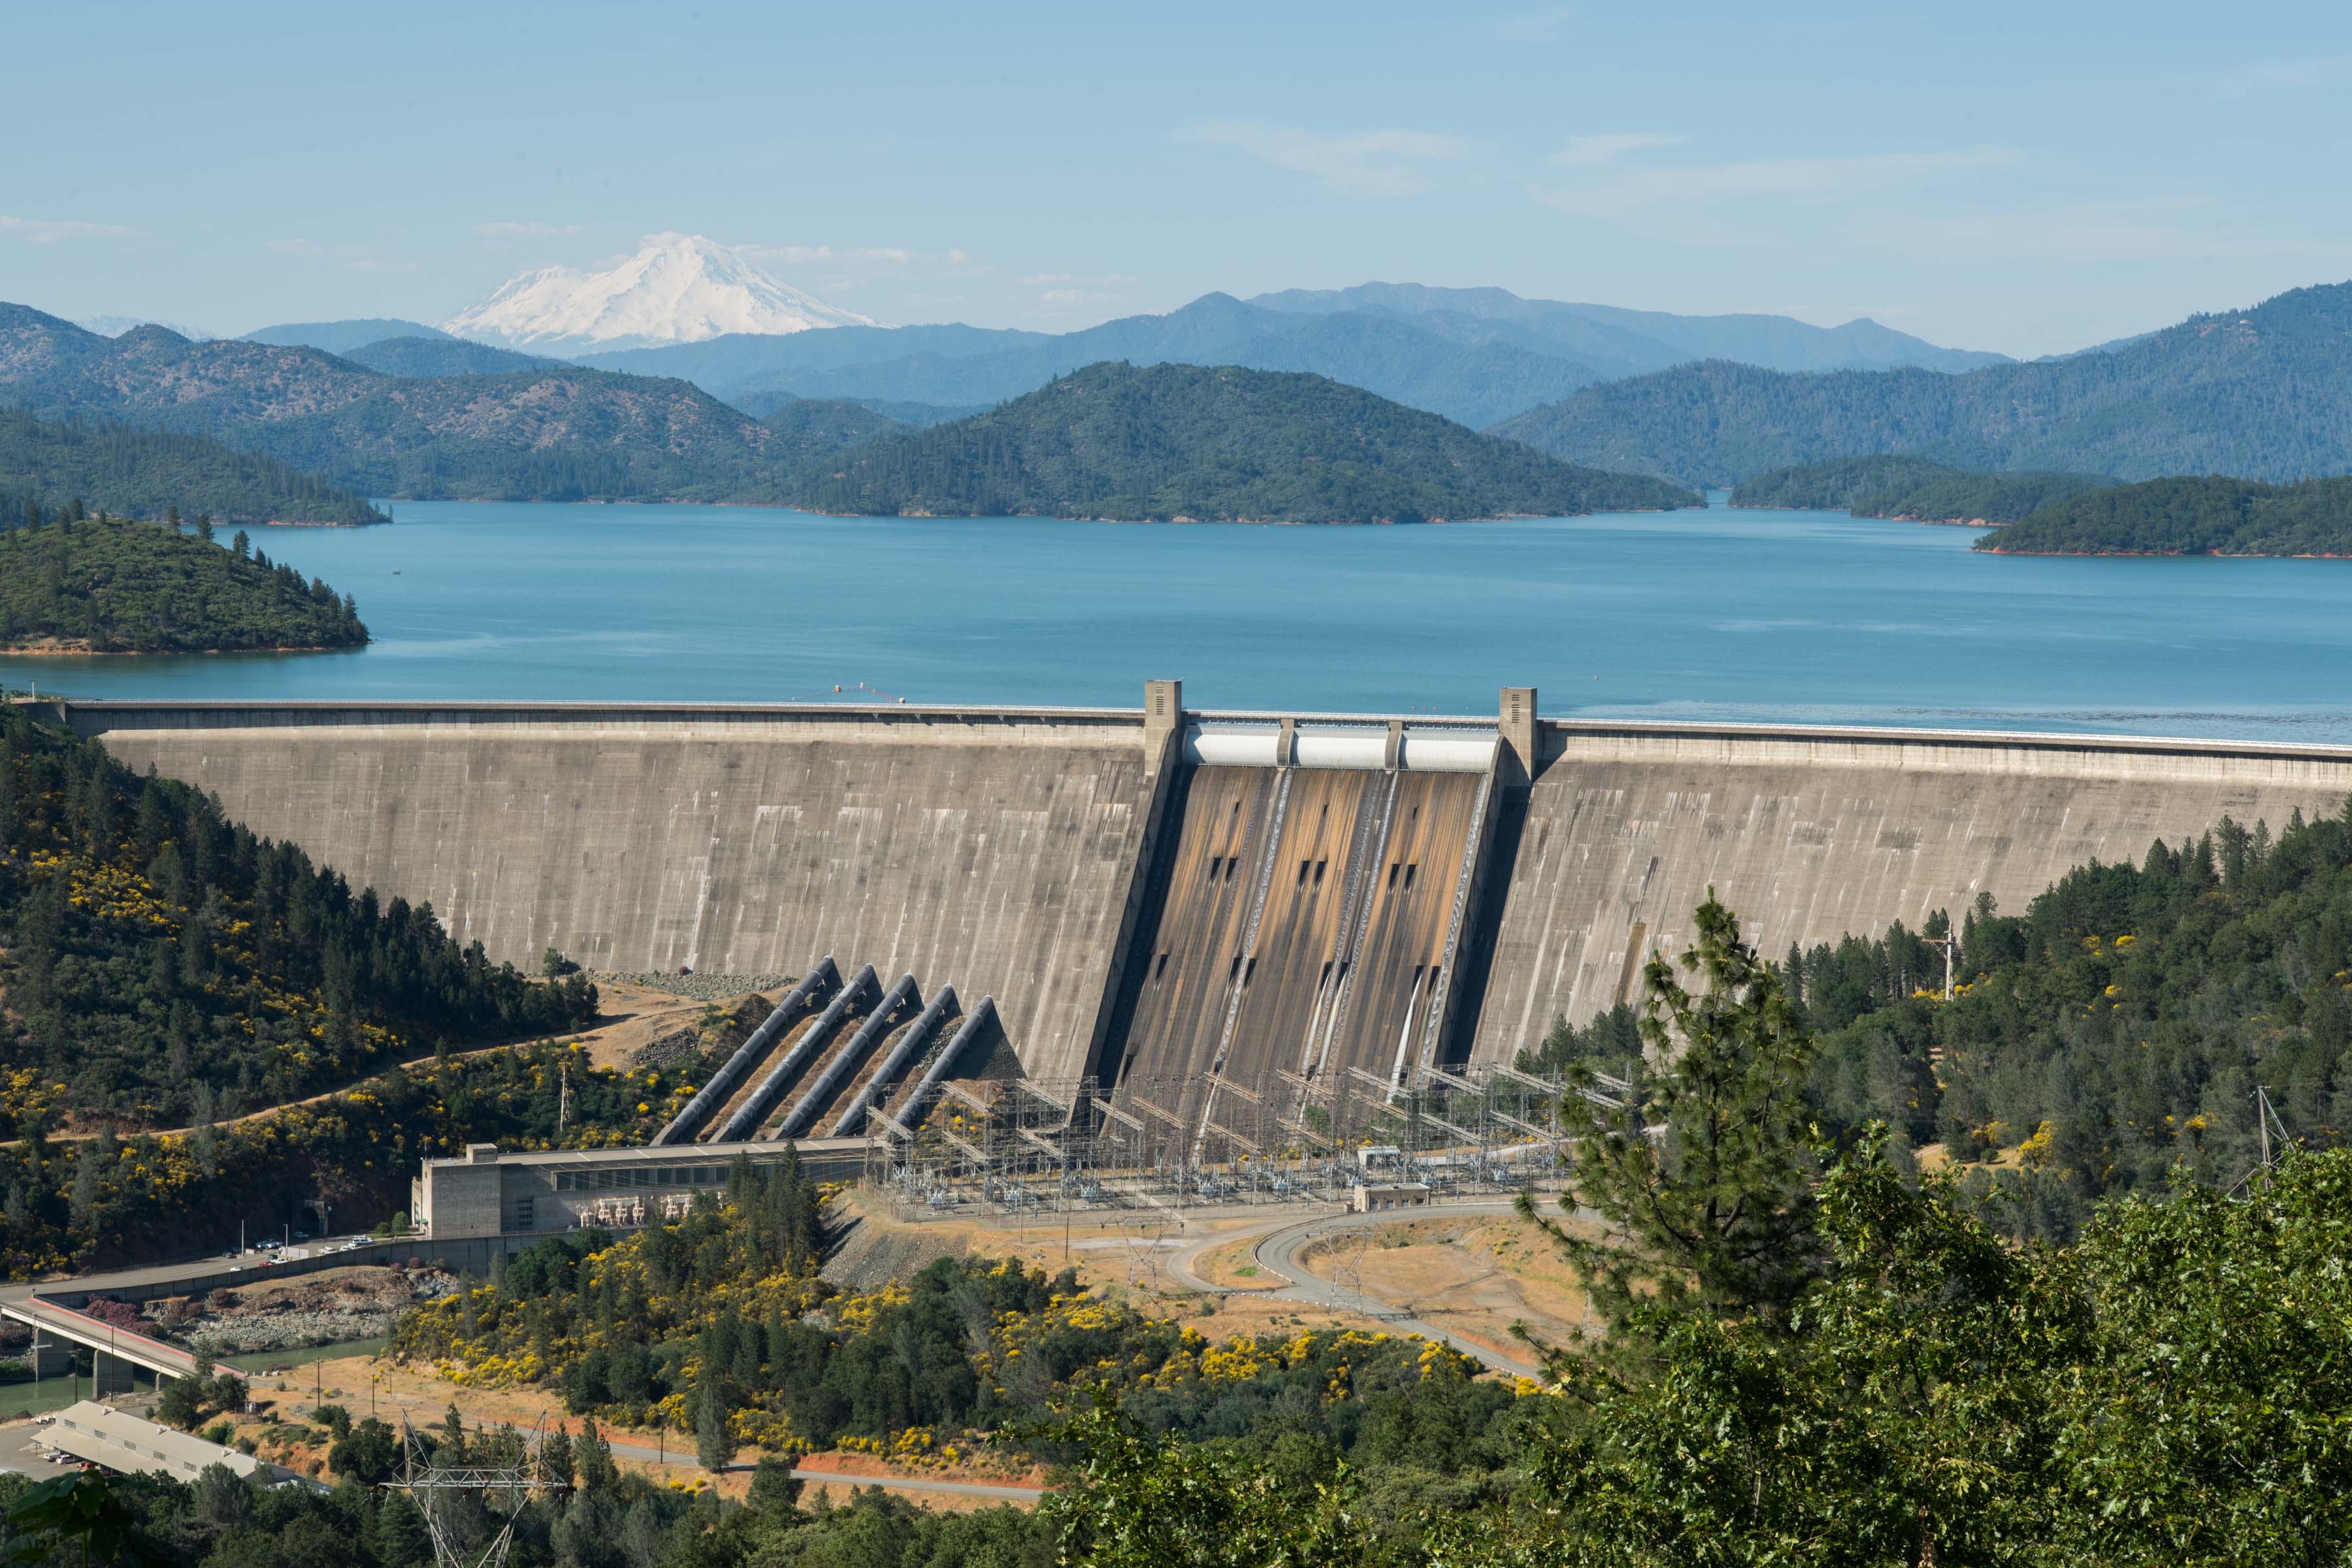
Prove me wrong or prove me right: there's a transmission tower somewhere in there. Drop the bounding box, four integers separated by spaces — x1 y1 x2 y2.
395 1414 563 1568
2255 1085 2295 1172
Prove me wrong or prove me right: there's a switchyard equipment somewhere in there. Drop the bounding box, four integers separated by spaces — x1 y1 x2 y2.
864 1057 1600 1220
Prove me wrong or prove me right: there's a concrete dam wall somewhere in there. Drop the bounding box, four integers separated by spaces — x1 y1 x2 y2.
67 702 1151 1081
61 694 2352 1095
1463 723 2352 1062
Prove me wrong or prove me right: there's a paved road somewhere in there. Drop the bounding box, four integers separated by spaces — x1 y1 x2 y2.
1155 1198 1550 1376
1252 1203 1541 1375
468 1426 1045 1501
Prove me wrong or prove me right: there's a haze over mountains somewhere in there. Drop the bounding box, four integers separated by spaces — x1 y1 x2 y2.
14 238 2352 519
238 237 2011 431
0 304 802 503
1495 282 2352 487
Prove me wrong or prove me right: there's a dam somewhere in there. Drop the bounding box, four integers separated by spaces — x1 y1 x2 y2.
58 687 2352 1130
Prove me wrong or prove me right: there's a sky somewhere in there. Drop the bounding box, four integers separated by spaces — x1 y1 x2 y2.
7 1 2351 357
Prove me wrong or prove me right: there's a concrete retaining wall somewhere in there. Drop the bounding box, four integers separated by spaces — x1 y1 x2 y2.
68 703 1149 1085
1465 721 2352 1062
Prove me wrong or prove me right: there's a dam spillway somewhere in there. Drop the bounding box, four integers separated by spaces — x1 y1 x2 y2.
56 691 2352 1102
1103 740 1493 1141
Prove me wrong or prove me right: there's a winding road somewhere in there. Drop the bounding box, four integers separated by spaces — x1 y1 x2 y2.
1162 1199 1551 1375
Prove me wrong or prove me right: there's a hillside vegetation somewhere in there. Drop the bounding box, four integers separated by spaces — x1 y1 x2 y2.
1731 455 2115 523
0 512 368 651
1494 280 2352 486
0 305 803 504
795 361 1697 523
757 397 906 459
0 703 620 1275
0 703 596 1128
1985 474 2352 555
0 409 382 527
338 336 563 378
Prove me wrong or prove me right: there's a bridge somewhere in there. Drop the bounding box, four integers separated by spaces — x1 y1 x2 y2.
0 1294 204 1390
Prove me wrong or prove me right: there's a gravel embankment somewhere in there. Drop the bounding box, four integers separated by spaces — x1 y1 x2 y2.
591 970 794 1003
150 1267 459 1357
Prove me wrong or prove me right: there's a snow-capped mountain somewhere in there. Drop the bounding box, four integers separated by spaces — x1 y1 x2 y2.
440 233 873 352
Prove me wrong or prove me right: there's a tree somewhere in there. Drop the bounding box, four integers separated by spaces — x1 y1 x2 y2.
2052 1150 2352 1565
1488 1130 2077 1568
1038 1392 1365 1568
328 1417 400 1485
1522 891 1821 1355
694 1382 731 1473
195 513 214 542
156 1374 207 1431
1 1469 167 1567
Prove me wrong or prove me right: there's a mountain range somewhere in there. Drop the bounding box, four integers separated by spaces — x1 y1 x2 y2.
1494 281 2352 487
240 238 2007 431
566 279 2004 430
0 305 802 502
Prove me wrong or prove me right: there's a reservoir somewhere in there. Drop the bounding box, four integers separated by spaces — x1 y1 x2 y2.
13 499 2352 742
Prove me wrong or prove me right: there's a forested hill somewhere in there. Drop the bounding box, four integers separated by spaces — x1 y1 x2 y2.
1492 278 2352 487
0 702 596 1130
0 304 803 504
0 408 383 527
338 336 564 377
1984 474 2352 555
793 361 1698 523
759 397 907 460
1730 455 2114 524
0 511 369 651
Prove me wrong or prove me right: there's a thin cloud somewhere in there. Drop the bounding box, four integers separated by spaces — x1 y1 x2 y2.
1022 271 1138 310
474 221 583 237
1548 133 1686 168
1184 120 1471 197
1495 5 1576 42
2213 54 2352 100
1872 197 2338 263
742 244 919 269
269 237 416 272
1536 146 2019 218
0 215 135 243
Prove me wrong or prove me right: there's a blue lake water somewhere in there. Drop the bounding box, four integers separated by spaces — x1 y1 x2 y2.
12 499 2352 742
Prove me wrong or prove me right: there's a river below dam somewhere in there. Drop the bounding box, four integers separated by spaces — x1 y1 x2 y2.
13 498 2352 742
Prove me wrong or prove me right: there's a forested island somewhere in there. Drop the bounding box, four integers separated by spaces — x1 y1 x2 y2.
1729 455 2114 524
0 510 368 652
0 409 383 527
794 361 1698 523
1983 474 2352 555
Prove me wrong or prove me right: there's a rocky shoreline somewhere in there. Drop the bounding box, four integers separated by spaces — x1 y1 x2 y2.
591 970 794 1004
137 1266 459 1357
